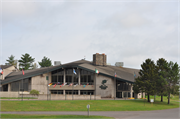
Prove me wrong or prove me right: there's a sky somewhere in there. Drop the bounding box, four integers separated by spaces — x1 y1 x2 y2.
0 0 179 69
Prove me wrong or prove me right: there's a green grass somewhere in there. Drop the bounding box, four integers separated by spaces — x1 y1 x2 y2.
146 95 180 102
1 114 114 118
1 97 38 99
1 97 179 111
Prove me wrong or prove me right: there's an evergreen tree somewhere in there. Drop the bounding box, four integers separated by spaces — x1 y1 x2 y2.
166 61 179 104
156 58 168 102
18 53 35 70
6 55 16 66
38 56 52 67
133 59 157 102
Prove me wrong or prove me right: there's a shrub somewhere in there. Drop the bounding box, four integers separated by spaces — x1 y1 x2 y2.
30 90 39 95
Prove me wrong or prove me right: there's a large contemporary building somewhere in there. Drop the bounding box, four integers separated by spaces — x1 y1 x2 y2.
0 53 142 99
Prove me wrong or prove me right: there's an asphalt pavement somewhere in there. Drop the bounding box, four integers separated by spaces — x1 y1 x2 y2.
1 108 180 119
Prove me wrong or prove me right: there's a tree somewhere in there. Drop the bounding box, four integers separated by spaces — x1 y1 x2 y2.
133 59 157 102
156 58 168 102
166 61 179 104
6 55 17 66
18 53 35 70
38 56 52 67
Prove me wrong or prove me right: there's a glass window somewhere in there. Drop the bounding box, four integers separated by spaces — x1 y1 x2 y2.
52 76 57 84
80 90 94 95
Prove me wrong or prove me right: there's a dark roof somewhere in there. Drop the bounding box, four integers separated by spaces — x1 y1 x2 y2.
1 59 140 85
0 65 13 69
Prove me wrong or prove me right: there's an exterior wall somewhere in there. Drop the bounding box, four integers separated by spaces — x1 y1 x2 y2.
31 72 51 94
95 75 115 98
1 66 16 80
0 92 19 97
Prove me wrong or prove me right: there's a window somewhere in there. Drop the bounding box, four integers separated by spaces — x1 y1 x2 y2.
80 90 94 95
51 69 64 84
80 69 94 85
65 90 78 95
51 90 63 94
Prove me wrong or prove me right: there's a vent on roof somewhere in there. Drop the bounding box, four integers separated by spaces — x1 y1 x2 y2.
115 62 124 67
54 61 61 66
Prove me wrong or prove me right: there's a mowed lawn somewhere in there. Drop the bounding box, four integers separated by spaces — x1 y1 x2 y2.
1 96 179 111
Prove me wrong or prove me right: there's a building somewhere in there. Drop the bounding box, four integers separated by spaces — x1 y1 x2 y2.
0 53 143 99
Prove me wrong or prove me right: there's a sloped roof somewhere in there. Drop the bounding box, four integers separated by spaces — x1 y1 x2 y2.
1 59 140 85
0 65 13 69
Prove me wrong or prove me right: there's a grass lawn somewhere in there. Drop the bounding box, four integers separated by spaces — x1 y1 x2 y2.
1 97 38 99
1 114 114 118
146 95 180 102
1 96 179 111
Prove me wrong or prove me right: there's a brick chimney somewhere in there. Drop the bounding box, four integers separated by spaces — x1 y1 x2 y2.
93 53 106 66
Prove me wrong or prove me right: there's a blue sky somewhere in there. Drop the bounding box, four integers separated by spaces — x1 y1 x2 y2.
0 0 179 69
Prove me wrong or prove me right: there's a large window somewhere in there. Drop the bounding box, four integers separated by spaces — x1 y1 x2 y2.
80 69 94 85
51 90 63 94
51 69 64 85
80 90 94 95
65 68 78 85
11 78 30 91
116 81 131 91
65 90 78 95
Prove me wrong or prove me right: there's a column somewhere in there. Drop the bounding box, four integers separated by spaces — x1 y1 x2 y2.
78 90 80 95
78 69 80 85
130 84 133 98
8 83 11 92
122 91 124 98
63 90 65 95
63 69 66 84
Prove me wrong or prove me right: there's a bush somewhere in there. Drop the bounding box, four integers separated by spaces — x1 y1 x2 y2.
30 90 39 95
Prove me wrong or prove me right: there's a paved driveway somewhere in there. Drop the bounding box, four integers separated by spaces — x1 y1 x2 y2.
1 108 180 119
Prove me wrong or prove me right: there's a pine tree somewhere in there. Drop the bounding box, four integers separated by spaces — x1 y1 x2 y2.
156 58 168 102
133 59 157 102
18 53 35 70
166 61 179 104
38 56 52 67
6 55 16 66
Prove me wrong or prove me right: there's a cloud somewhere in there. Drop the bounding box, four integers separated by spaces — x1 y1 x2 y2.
1 1 179 69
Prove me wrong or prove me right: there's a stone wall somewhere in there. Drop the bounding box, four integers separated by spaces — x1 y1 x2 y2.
95 75 115 98
93 53 106 66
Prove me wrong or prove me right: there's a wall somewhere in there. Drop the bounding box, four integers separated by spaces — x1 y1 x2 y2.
95 75 115 98
0 92 19 97
20 94 101 100
1 66 16 80
31 73 51 94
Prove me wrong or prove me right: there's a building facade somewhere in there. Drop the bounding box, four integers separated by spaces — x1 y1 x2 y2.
0 53 143 99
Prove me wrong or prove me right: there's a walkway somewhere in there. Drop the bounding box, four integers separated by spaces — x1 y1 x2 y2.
1 108 179 119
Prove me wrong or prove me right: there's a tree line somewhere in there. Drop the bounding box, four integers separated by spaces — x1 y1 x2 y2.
133 58 179 104
6 53 52 70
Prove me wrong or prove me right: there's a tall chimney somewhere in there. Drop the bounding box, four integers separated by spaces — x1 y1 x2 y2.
93 53 106 66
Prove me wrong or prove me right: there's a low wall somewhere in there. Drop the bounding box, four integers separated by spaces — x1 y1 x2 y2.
0 92 19 97
19 94 101 100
